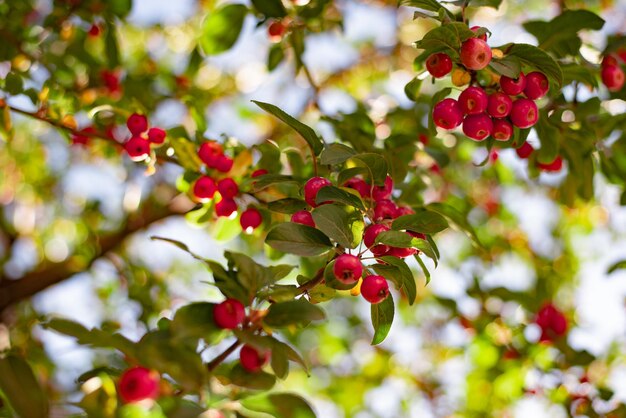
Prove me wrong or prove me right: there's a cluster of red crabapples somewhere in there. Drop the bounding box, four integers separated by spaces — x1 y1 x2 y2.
294 174 426 305
427 27 549 142
601 49 626 92
190 141 264 233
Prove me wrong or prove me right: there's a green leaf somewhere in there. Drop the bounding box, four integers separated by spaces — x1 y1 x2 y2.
267 198 308 214
4 72 23 95
241 393 316 418
266 222 333 256
392 210 449 234
377 256 416 305
251 0 287 18
488 56 521 78
252 100 324 155
370 293 394 345
312 204 364 249
375 230 415 248
534 110 561 164
43 318 135 356
170 303 225 344
268 43 285 71
608 260 626 275
199 4 247 55
108 0 132 16
561 63 598 88
404 77 423 101
468 0 503 8
0 355 49 418
414 22 476 57
319 143 357 165
228 364 277 390
169 137 203 171
351 153 389 185
412 238 438 266
248 174 299 192
414 253 431 284
315 186 366 211
264 298 326 327
500 43 563 87
426 202 483 248
399 0 454 20
337 167 369 186
104 22 120 67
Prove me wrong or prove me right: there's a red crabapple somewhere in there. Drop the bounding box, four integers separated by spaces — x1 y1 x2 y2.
601 65 625 92
118 367 159 404
470 26 487 41
344 177 370 198
193 176 217 201
360 275 390 304
373 199 398 221
240 345 270 373
268 21 286 43
333 254 363 284
396 206 414 217
215 154 234 173
460 38 492 70
291 210 315 227
215 198 237 217
458 86 489 115
363 224 390 257
515 142 534 159
462 113 493 141
602 55 618 68
386 246 417 258
147 127 166 145
535 303 567 343
492 119 513 141
251 169 268 177
537 156 563 172
372 175 393 201
127 113 148 136
213 299 245 329
510 98 538 129
426 53 453 78
217 178 238 198
304 177 332 207
523 71 549 100
198 142 223 167
433 98 463 130
240 207 263 232
487 92 513 118
124 136 151 161
500 72 526 96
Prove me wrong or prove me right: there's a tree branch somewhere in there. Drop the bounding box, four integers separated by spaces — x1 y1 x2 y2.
0 193 194 314
206 340 242 372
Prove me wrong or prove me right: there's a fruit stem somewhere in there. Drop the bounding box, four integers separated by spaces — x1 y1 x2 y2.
206 340 242 372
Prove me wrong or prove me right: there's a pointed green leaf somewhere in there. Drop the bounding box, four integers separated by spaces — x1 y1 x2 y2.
266 223 333 256
371 293 394 345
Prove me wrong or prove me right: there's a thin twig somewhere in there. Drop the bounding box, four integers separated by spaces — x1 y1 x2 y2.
206 340 242 372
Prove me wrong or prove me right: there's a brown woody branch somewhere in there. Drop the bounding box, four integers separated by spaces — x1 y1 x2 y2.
0 193 194 315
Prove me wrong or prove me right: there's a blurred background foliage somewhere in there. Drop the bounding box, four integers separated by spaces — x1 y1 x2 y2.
1 0 626 417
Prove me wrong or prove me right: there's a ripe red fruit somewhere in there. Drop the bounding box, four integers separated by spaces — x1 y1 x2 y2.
425 53 453 78
386 246 417 258
460 38 492 70
487 92 513 118
396 206 414 217
251 169 268 177
124 137 151 161
372 175 393 201
535 302 567 342
462 113 493 141
537 156 563 172
363 224 390 256
360 275 390 304
492 119 513 141
127 113 148 136
459 86 489 115
470 26 487 41
118 366 159 404
88 23 101 37
510 98 538 129
240 345 270 373
500 72 526 96
304 177 332 207
268 21 286 42
523 71 549 100
71 126 96 146
101 69 121 93
515 142 534 159
215 198 237 217
217 178 239 198
213 299 245 329
193 176 217 201
215 155 234 173
601 65 625 92
198 142 223 167
240 207 263 232
291 210 315 227
147 127 166 145
433 98 463 130
333 254 363 284
602 55 618 67
373 199 398 221
344 177 371 199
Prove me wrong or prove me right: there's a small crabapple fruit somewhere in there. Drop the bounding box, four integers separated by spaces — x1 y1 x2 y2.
251 169 268 177
492 119 513 141
193 176 217 201
500 72 526 96
451 68 471 87
515 142 534 159
344 177 370 198
433 98 463 130
304 177 332 207
124 137 151 161
460 38 492 70
360 275 390 304
535 302 567 343
240 345 270 373
118 367 159 404
363 224 390 256
523 71 549 100
373 199 398 221
487 92 513 118
601 65 625 92
198 141 223 167
213 298 245 329
537 156 563 172
127 113 148 136
147 127 166 145
291 210 315 227
372 175 393 201
602 55 618 68
215 198 237 217
510 98 539 129
268 21 286 43
217 178 238 198
425 53 453 78
215 154 234 173
462 113 493 141
240 207 263 232
333 254 363 284
458 86 489 115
